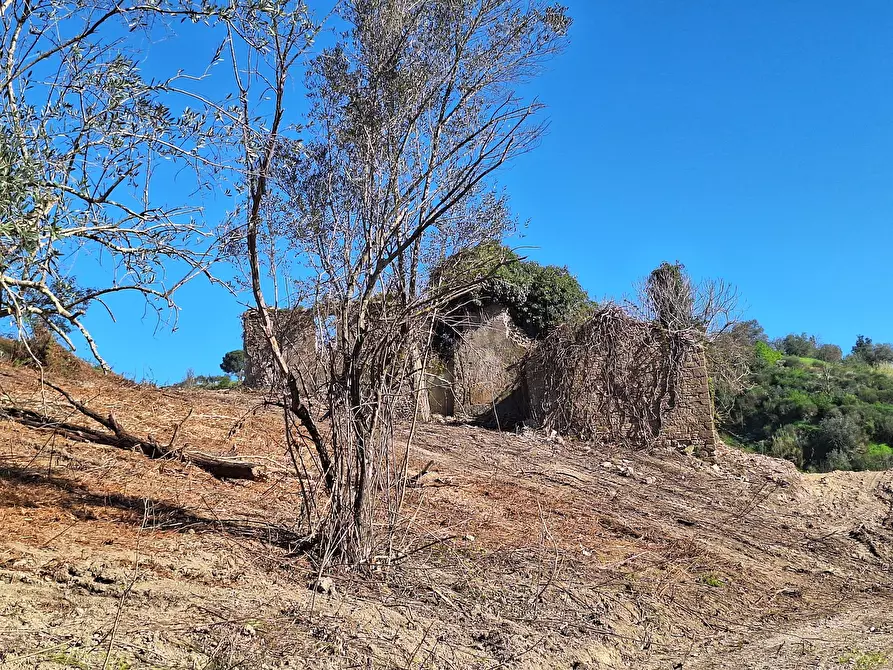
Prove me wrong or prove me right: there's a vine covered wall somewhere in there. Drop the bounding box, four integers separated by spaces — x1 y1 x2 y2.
526 305 717 451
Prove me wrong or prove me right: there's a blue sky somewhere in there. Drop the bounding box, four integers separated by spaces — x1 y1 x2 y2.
77 0 893 382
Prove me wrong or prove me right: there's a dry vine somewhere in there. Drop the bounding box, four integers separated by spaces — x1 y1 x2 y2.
528 304 698 447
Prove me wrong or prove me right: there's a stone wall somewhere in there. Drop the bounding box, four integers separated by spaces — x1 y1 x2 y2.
525 311 717 452
444 304 532 424
658 346 717 450
242 308 318 390
241 304 717 451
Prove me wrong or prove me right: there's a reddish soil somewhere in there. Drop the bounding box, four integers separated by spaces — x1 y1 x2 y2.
0 363 891 669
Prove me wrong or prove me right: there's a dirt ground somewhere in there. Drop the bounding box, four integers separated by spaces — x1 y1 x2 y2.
0 362 891 669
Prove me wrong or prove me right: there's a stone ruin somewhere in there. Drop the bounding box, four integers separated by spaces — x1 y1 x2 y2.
242 308 319 390
241 304 717 451
525 307 716 451
428 303 532 425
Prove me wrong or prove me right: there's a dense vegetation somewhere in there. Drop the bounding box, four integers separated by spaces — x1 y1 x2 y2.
718 332 893 472
173 371 241 391
435 243 592 340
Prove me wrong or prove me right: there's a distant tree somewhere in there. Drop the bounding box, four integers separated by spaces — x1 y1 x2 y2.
731 319 769 346
874 344 893 366
850 335 893 366
720 330 893 472
181 368 196 389
220 350 246 380
708 320 765 371
815 344 843 363
851 335 874 362
775 333 818 358
177 374 238 390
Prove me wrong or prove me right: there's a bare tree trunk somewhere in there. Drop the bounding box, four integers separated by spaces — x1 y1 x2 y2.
1 400 261 481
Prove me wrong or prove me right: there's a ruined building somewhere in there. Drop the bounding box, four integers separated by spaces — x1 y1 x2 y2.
524 308 717 451
241 308 319 389
241 305 717 451
429 303 533 425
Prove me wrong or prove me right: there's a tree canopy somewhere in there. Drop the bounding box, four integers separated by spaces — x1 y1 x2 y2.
0 1 218 367
435 243 591 340
220 350 246 379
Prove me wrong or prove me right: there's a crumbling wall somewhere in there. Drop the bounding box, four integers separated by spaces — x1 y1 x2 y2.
658 346 716 449
425 359 455 417
444 304 532 424
525 307 717 452
242 309 318 391
242 303 717 451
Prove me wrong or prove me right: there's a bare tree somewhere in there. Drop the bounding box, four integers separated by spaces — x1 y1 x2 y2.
223 0 570 565
636 262 739 337
708 320 764 420
0 0 219 368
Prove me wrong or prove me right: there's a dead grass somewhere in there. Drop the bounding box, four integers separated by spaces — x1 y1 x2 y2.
0 361 891 669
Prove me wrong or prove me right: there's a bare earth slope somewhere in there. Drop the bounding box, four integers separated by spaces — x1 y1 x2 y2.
0 363 891 669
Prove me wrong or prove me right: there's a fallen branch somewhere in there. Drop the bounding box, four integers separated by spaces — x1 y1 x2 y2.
407 459 435 487
0 384 261 480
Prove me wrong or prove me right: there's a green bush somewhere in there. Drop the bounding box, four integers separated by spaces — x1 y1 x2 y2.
754 341 783 367
857 387 879 403
172 373 240 390
816 344 843 363
720 339 893 471
869 414 893 445
778 390 818 422
824 448 853 472
855 443 893 471
436 243 591 339
504 263 592 338
812 414 864 464
768 425 804 467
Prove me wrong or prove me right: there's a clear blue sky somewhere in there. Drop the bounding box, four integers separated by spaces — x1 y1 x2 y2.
79 0 893 383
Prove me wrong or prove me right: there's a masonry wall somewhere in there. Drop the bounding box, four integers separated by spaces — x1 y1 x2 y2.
242 305 717 451
659 346 717 450
242 309 318 390
446 304 532 424
524 316 717 452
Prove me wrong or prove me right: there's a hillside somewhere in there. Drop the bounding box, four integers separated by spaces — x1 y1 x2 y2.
1 363 892 669
721 345 893 472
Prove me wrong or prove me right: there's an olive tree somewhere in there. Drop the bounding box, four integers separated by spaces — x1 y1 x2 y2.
0 0 220 368
225 0 571 565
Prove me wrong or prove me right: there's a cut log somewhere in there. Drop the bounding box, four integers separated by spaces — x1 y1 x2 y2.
407 459 436 487
178 451 260 480
0 385 261 481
